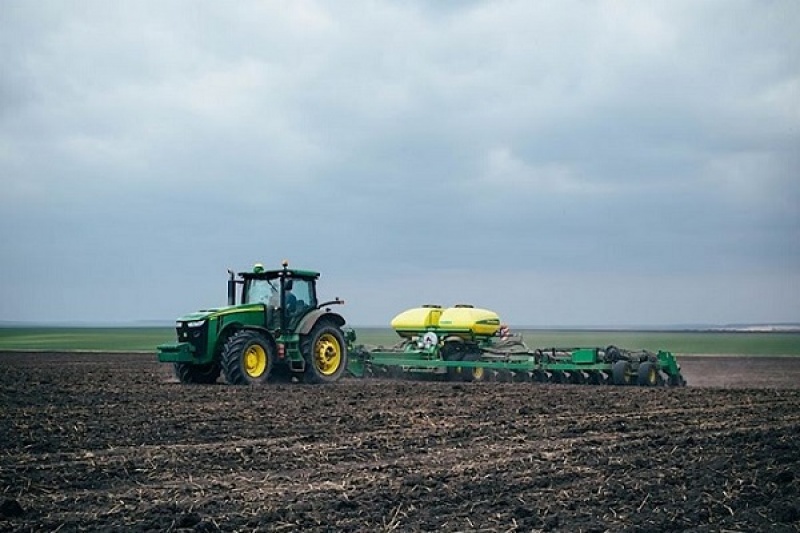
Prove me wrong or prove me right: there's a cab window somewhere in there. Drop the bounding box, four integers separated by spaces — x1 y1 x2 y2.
287 279 316 310
244 279 276 305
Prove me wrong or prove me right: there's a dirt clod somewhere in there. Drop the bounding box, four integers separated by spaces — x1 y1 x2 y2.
0 499 24 518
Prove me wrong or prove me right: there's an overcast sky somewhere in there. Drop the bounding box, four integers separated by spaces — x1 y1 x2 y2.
1 1 798 327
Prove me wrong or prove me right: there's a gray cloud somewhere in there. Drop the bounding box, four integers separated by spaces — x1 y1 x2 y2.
1 1 798 326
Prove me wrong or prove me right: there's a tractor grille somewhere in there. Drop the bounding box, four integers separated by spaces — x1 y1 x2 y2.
177 321 209 358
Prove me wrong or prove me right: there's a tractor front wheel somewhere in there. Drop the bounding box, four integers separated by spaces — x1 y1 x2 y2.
222 330 275 385
302 322 348 384
174 362 220 384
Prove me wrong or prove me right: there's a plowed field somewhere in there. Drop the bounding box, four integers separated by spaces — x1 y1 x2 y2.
1 352 799 532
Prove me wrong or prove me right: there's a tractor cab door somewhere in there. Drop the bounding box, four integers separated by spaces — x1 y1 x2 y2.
284 277 317 331
243 278 280 329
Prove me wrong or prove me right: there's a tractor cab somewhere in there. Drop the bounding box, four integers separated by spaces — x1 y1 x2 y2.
233 261 320 333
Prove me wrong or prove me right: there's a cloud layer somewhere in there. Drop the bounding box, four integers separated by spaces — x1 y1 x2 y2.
1 1 798 326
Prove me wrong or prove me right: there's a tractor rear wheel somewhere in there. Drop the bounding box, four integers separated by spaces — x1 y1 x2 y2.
222 330 274 385
612 360 632 386
302 321 348 384
637 362 659 386
174 362 220 384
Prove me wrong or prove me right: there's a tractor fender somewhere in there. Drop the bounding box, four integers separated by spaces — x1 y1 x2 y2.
297 309 346 335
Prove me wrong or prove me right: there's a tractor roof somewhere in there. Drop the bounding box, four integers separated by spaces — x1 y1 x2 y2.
239 268 320 280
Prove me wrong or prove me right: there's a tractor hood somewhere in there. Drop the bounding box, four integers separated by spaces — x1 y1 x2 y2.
176 304 265 324
176 309 222 323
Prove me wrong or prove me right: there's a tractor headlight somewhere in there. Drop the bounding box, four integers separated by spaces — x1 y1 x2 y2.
186 320 206 328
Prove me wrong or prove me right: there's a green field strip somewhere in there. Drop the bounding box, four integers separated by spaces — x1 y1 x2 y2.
0 327 798 355
0 327 175 352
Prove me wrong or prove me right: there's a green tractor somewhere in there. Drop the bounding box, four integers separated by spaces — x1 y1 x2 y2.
157 261 349 385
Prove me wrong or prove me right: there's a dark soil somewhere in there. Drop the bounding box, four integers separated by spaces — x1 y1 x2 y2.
1 352 799 532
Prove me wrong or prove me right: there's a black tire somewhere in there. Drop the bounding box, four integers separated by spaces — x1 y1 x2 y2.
587 371 605 385
569 371 587 385
459 351 486 382
494 369 513 382
441 340 467 381
612 360 632 386
549 371 566 384
637 362 659 387
174 362 220 384
302 321 348 384
511 370 531 383
222 330 274 385
532 370 549 383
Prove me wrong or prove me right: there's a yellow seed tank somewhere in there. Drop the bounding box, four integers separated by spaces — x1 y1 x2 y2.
391 304 501 339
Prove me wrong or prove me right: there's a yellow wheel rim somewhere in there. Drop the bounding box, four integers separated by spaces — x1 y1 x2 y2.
647 367 657 385
314 333 342 376
472 367 484 381
244 344 267 378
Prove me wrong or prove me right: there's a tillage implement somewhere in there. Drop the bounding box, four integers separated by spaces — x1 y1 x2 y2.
157 261 348 385
347 305 687 387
